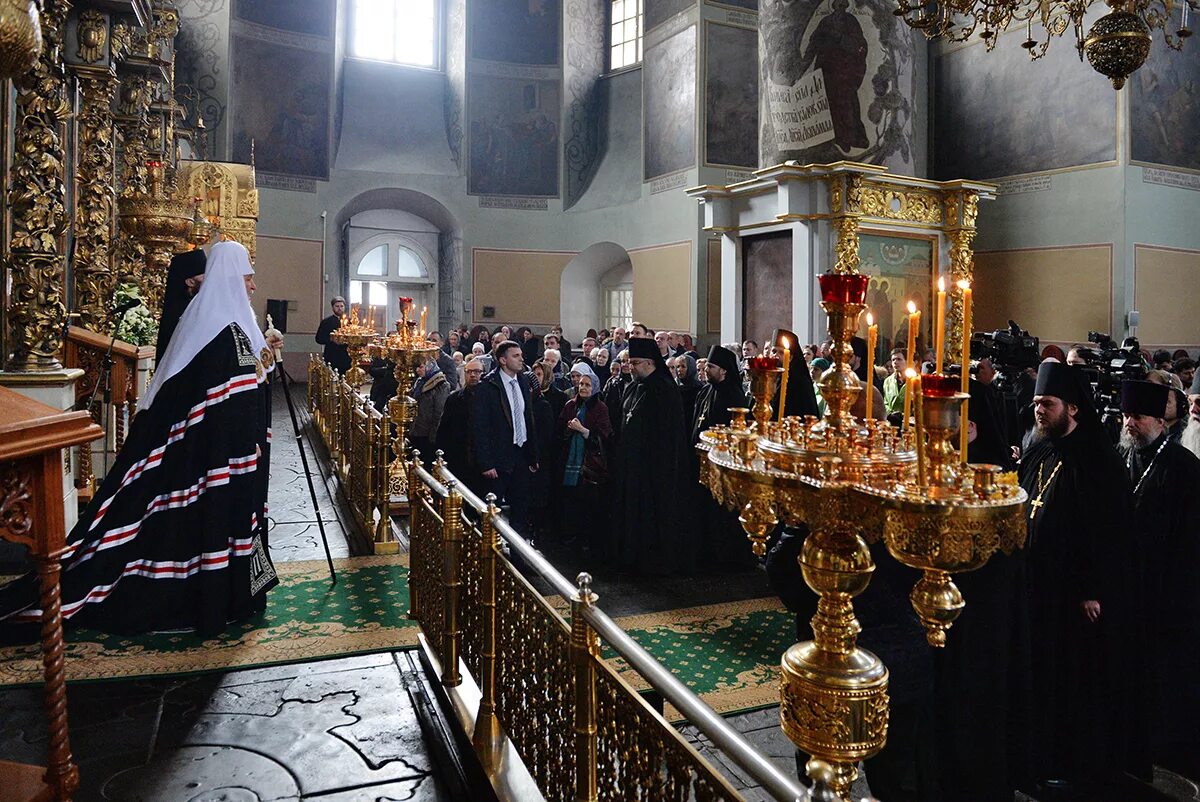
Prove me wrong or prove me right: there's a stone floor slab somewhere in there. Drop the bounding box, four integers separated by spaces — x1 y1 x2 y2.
101 745 301 801
301 774 446 801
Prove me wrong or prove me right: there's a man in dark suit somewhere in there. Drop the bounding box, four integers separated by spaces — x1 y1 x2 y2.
471 340 539 533
314 295 351 374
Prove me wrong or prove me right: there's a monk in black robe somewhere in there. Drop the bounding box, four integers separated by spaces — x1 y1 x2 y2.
613 337 690 574
1018 362 1131 793
690 346 755 570
155 249 206 357
1117 379 1200 779
771 328 820 419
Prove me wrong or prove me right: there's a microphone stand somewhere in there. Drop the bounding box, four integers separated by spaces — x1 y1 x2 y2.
273 360 338 584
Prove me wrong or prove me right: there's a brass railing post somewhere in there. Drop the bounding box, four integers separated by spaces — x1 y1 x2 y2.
472 493 503 766
406 452 422 618
441 478 464 687
571 572 600 802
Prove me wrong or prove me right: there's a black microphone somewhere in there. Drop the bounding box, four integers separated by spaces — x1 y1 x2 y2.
113 297 141 315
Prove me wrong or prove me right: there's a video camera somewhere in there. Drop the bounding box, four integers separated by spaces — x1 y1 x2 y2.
1074 332 1146 438
970 320 1041 386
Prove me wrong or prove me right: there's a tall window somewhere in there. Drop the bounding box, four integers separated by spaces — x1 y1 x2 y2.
351 0 439 69
604 287 633 332
609 0 642 70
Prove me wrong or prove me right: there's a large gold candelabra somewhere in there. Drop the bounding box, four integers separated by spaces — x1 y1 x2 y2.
698 272 1027 799
381 298 439 508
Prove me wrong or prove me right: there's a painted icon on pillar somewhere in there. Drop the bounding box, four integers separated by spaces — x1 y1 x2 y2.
758 0 914 171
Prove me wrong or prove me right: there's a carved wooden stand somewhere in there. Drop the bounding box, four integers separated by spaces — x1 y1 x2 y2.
0 385 104 802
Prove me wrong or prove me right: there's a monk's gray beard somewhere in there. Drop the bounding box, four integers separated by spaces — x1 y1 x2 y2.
1182 417 1200 459
1119 429 1150 453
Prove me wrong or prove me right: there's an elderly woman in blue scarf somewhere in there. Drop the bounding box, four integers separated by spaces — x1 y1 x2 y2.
555 362 613 553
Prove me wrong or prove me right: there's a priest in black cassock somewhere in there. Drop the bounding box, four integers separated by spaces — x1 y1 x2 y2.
613 336 691 574
1018 361 1131 794
1118 379 1200 779
690 346 753 570
1 240 278 637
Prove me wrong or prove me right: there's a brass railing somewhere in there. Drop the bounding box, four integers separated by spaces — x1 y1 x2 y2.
407 456 816 802
307 356 395 552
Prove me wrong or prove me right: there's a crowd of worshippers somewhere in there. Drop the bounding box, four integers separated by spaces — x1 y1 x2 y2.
317 301 1200 801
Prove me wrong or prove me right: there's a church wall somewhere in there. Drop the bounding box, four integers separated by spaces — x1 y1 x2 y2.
472 249 575 326
630 242 694 331
1132 244 1200 350
972 245 1114 345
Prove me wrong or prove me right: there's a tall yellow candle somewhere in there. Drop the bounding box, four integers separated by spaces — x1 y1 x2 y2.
914 372 927 487
935 276 946 375
778 337 791 423
902 367 912 434
958 280 972 462
420 306 428 338
865 312 877 422
905 300 919 373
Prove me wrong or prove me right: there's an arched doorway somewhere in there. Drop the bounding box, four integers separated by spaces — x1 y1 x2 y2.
559 242 633 342
333 188 462 332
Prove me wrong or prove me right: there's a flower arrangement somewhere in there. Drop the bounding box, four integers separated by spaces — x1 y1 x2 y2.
112 282 158 346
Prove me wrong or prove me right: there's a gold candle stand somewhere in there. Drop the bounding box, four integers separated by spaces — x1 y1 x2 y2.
329 327 372 388
381 309 440 510
696 273 1026 799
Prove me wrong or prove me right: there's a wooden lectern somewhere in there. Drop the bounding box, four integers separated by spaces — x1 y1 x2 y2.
0 385 103 801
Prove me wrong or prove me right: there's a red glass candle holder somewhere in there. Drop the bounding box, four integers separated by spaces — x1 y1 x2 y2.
749 356 780 371
818 272 870 304
921 374 961 397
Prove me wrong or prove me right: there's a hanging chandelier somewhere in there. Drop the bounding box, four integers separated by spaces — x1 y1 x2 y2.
894 0 1195 88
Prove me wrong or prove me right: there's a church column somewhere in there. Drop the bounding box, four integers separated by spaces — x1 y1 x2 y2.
944 190 979 367
72 62 122 333
114 76 155 307
4 0 72 372
830 173 864 275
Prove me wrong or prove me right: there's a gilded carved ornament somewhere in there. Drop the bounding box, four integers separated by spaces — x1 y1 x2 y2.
76 9 106 63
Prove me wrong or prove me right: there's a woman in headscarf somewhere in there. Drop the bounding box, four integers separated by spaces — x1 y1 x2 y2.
410 357 450 467
555 363 612 553
1 241 278 636
671 352 702 427
154 249 207 356
591 346 612 388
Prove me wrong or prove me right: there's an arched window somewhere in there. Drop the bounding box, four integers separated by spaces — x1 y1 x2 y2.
357 244 387 276
395 246 426 279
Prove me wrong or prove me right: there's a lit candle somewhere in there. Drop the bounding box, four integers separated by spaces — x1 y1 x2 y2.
905 300 920 376
958 280 972 462
778 337 791 422
367 305 375 331
865 312 877 422
420 306 427 338
935 277 946 375
903 367 916 434
915 372 927 487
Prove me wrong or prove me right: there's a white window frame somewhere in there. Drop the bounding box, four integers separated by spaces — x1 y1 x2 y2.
349 0 443 71
608 0 643 72
603 285 633 332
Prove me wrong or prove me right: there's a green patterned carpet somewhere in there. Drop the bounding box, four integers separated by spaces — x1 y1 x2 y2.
605 598 792 720
0 557 791 719
0 556 419 687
